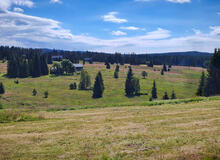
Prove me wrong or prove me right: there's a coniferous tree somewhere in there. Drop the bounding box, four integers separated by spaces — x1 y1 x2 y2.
0 82 5 94
73 82 77 90
151 80 157 99
93 71 104 98
115 65 120 72
142 71 147 79
132 77 140 95
114 70 119 79
125 66 135 96
196 71 206 96
78 70 91 90
163 92 169 100
163 64 167 72
204 49 220 96
32 89 37 96
161 69 164 75
171 90 176 99
44 91 48 98
106 63 110 69
40 56 49 75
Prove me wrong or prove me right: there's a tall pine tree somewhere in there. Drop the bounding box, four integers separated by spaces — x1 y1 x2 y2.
151 80 157 99
196 71 206 96
93 71 104 98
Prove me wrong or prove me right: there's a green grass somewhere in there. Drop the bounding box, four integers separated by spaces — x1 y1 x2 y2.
0 100 220 160
0 63 206 111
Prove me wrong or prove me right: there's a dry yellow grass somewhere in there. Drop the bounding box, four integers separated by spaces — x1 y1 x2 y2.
0 100 220 160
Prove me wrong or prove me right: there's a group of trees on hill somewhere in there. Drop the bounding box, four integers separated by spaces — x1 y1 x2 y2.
7 54 48 78
197 49 220 97
50 59 75 76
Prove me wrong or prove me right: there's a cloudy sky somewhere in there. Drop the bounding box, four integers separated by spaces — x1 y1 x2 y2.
0 0 220 53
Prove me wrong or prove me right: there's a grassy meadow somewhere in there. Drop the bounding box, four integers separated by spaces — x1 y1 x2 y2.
0 62 220 159
0 100 220 160
0 62 205 110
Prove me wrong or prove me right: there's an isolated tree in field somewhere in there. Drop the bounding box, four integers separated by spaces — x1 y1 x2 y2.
151 80 157 99
114 70 119 79
32 89 37 96
125 66 134 96
196 71 206 96
132 77 140 95
171 90 176 99
163 64 167 72
106 63 111 69
69 83 74 90
73 82 77 90
93 71 104 98
115 65 120 72
163 92 169 100
142 71 147 79
78 70 91 90
161 69 164 75
204 48 220 96
44 91 48 98
0 82 5 94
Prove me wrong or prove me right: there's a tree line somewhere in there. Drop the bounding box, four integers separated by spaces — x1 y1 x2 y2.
197 48 220 97
0 46 211 68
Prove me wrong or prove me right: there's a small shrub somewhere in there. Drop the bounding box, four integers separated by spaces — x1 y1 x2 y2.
69 83 74 90
32 89 37 96
0 82 5 94
44 91 48 98
14 80 19 84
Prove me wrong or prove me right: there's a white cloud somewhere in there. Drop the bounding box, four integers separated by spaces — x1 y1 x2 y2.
217 12 220 15
166 0 190 3
112 30 127 36
0 5 219 53
13 7 24 13
0 0 34 11
50 0 62 4
120 26 141 30
102 12 127 23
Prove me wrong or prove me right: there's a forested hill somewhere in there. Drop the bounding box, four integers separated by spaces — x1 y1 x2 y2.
150 51 211 57
0 46 212 67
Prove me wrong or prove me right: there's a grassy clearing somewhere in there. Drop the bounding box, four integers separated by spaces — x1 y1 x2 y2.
0 100 219 159
0 62 205 110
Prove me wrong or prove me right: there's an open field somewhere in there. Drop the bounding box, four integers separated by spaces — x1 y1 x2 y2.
0 100 220 160
0 62 205 110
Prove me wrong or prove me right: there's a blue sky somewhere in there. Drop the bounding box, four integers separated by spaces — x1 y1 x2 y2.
0 0 220 53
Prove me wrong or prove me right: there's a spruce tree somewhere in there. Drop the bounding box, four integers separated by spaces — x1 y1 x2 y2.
132 77 140 95
204 49 220 96
171 90 176 99
142 71 147 79
163 64 167 72
32 89 37 96
151 80 157 99
163 92 169 100
125 66 135 96
115 65 120 72
44 91 48 98
106 63 110 69
114 70 119 79
161 69 164 75
93 71 104 98
0 82 5 94
196 71 206 96
78 70 91 90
